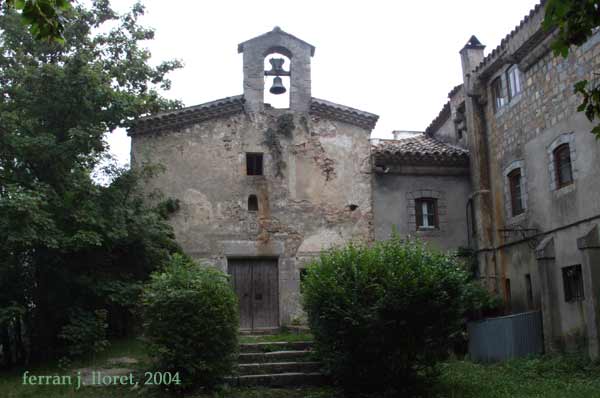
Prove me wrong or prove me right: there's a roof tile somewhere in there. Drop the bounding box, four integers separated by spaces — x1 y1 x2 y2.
372 135 469 166
310 98 379 131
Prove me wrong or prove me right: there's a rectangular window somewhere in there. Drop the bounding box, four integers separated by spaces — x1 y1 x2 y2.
525 274 534 310
415 198 438 229
492 77 506 112
507 65 522 100
554 144 573 188
562 265 584 302
246 153 263 176
508 169 524 216
247 194 258 211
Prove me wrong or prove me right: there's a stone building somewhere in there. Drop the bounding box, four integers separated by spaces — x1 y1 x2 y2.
424 2 600 357
371 131 471 251
129 28 378 330
130 3 600 357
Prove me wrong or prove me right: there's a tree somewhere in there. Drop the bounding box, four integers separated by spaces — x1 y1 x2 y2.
543 0 600 138
0 0 182 366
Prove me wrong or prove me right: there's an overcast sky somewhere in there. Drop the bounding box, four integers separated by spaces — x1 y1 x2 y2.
106 0 541 166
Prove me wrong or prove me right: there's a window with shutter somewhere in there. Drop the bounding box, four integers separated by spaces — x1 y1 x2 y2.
508 168 524 216
507 65 522 100
553 144 573 188
492 77 506 112
415 198 438 229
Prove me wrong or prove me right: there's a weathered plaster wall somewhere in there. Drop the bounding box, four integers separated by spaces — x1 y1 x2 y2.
431 117 456 145
131 109 373 325
498 244 541 313
373 173 471 251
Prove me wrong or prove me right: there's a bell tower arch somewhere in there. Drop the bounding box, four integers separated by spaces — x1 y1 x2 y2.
238 27 315 113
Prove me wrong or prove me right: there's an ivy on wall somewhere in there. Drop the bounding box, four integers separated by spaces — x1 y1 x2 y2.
264 114 295 177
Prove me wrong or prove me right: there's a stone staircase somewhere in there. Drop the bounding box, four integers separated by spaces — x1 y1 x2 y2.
227 340 327 387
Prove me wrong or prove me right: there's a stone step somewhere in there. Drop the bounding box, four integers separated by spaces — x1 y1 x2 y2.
285 325 311 334
227 372 327 387
240 341 313 353
238 350 313 364
239 328 280 335
237 361 321 376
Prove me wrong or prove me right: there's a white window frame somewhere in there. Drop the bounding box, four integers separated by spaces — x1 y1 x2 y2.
507 65 522 100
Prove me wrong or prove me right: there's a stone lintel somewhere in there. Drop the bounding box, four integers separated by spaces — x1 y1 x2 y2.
577 225 600 250
222 240 285 258
535 236 555 260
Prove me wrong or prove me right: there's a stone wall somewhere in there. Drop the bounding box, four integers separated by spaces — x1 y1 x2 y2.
470 22 600 354
131 109 373 325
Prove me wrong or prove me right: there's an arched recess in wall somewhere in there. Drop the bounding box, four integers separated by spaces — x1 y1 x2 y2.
248 194 259 212
264 48 291 109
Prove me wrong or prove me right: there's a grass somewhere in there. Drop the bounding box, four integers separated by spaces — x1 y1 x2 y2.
80 337 149 369
196 386 338 397
2 337 600 398
430 354 600 398
0 338 149 398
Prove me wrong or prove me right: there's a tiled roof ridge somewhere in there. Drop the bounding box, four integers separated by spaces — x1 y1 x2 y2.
310 97 379 131
128 95 380 135
238 26 316 56
448 83 463 98
425 102 451 136
128 95 245 136
375 134 467 151
473 1 548 74
372 134 469 166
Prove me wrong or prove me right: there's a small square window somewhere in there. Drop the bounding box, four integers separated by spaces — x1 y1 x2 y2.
508 168 524 216
415 198 438 229
246 153 263 176
553 144 573 188
562 265 584 302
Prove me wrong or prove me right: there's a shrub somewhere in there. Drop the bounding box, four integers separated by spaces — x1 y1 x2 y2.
58 308 109 358
141 254 238 391
302 236 491 395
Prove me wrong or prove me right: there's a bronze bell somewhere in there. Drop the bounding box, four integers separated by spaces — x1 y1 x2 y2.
268 58 285 75
269 76 286 95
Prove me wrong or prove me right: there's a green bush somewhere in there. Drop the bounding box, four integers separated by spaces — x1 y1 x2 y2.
302 237 491 395
141 254 238 391
58 308 109 358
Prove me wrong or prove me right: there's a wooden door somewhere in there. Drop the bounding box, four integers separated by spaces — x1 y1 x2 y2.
229 261 253 329
228 259 279 330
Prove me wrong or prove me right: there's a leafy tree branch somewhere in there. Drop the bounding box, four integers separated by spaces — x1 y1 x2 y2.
544 0 600 138
3 0 71 42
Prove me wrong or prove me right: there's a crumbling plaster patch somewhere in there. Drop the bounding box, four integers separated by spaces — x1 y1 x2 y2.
297 228 345 253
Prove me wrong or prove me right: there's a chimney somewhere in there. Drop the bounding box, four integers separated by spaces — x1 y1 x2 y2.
459 35 485 88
